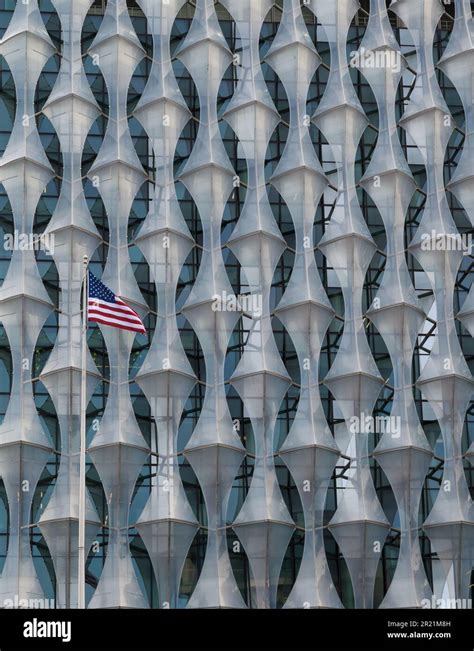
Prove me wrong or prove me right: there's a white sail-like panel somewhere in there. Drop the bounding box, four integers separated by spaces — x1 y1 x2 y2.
267 0 341 610
86 0 149 609
310 0 389 609
0 0 55 605
134 0 199 610
393 0 474 603
37 0 102 609
176 0 246 609
222 0 295 610
360 0 433 609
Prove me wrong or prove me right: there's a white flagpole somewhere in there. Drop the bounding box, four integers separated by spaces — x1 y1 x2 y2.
78 254 88 609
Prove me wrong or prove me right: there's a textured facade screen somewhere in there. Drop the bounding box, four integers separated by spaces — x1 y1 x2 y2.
0 0 472 611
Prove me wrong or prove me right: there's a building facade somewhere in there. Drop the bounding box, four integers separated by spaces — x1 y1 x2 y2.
0 0 473 609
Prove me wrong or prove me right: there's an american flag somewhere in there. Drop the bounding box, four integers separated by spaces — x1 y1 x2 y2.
87 271 146 334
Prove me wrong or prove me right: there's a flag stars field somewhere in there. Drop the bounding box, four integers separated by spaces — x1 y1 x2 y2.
87 271 146 334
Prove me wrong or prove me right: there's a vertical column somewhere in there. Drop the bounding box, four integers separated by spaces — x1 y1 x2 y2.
438 3 474 471
392 0 474 603
266 0 342 609
37 0 102 609
359 0 433 608
310 0 389 608
86 0 149 609
0 1 55 605
176 0 246 609
133 0 199 610
222 0 295 610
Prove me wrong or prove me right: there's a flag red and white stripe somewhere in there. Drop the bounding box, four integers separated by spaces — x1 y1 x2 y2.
87 271 146 334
